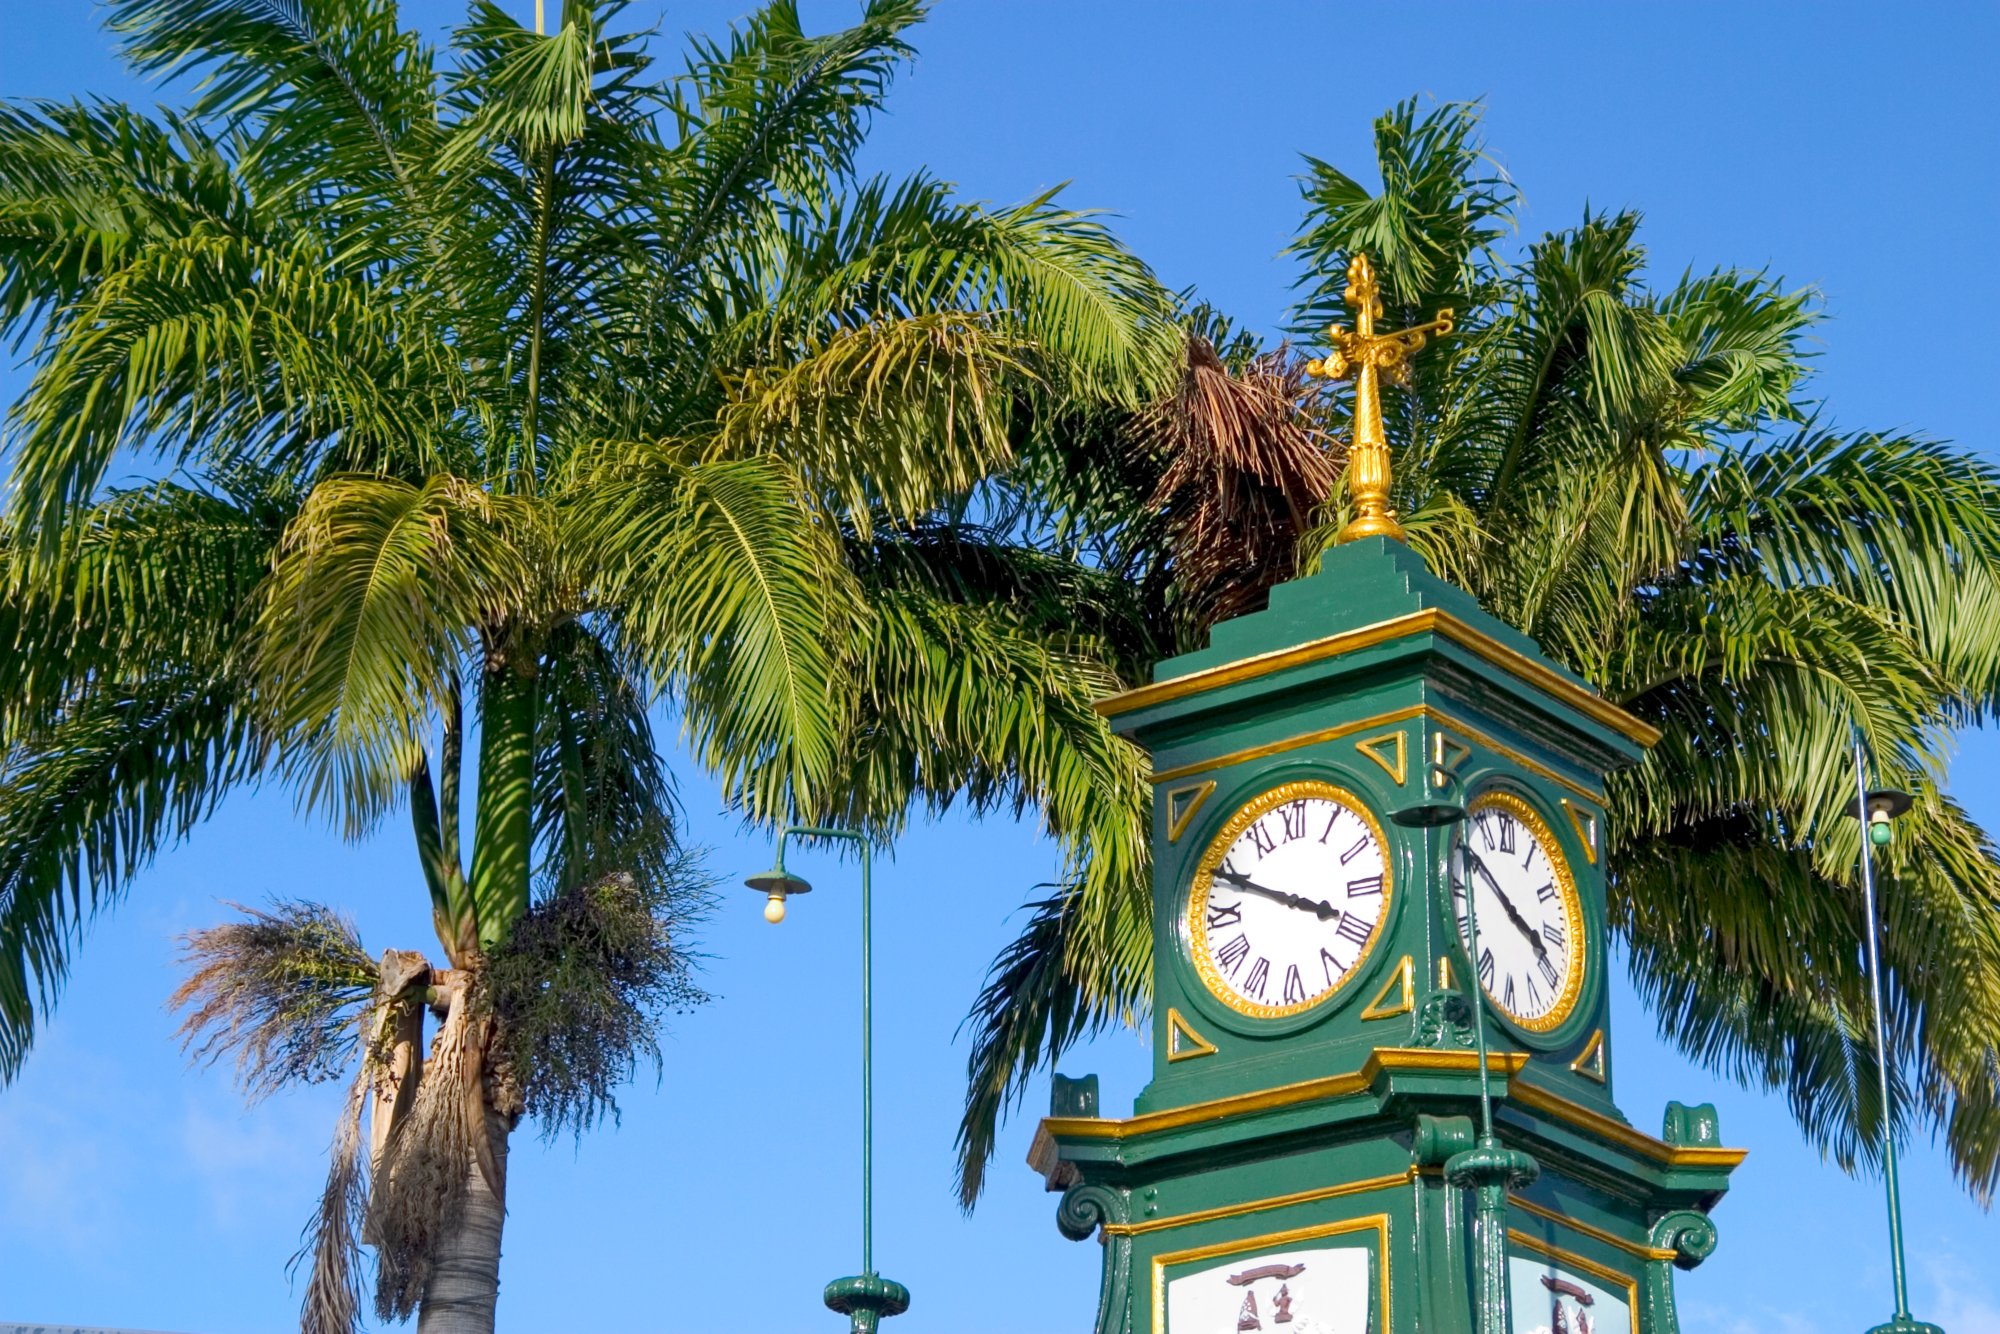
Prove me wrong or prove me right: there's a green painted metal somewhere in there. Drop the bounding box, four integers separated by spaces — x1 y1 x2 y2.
769 825 905 1333
1039 538 1741 1334
1848 730 1944 1334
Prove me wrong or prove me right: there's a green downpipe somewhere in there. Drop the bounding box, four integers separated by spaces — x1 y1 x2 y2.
469 663 538 951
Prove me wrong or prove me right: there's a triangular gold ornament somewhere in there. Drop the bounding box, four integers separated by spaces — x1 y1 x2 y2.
1355 731 1408 786
1561 798 1600 865
1360 955 1415 1021
1165 780 1217 844
1166 1007 1218 1062
1432 731 1472 780
1570 1028 1607 1083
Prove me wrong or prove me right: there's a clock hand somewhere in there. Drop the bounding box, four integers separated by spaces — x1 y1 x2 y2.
1213 868 1342 921
1460 846 1548 959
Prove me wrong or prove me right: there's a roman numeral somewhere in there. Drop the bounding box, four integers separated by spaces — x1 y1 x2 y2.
1523 841 1539 870
1244 957 1271 1001
1320 947 1342 984
1542 920 1565 949
1278 801 1306 842
1538 955 1560 988
1207 902 1243 930
1456 913 1472 939
1282 965 1307 1005
1347 874 1384 898
1336 913 1373 946
1477 814 1497 851
1478 947 1496 988
1217 934 1251 976
1341 835 1371 864
1535 882 1558 904
1247 821 1276 858
1497 818 1517 854
1503 976 1517 1011
1526 975 1544 1009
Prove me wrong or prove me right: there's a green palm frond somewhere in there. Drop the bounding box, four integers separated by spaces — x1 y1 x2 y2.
255 475 537 834
570 447 859 820
0 676 263 1080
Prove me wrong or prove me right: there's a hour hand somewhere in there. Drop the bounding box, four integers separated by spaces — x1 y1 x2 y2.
1214 868 1341 921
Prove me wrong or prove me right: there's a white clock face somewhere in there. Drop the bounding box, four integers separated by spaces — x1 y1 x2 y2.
1448 793 1585 1032
1189 782 1391 1018
1166 1244 1370 1334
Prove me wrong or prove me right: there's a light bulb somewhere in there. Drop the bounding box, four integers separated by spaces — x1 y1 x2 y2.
763 892 787 924
1869 815 1893 848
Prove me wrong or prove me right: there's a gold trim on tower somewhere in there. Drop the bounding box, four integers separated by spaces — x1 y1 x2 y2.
1095 607 1661 748
1354 730 1408 785
1359 955 1415 1022
1166 780 1217 843
1506 1196 1676 1263
1102 1168 1415 1237
1562 797 1600 865
1165 1007 1219 1062
1150 702 1607 805
1570 1028 1607 1084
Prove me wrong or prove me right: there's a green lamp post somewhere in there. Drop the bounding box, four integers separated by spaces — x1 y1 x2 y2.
746 827 910 1334
1394 767 1538 1334
1841 725 1940 1334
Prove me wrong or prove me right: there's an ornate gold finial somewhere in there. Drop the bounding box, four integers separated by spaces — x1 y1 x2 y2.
1304 254 1454 543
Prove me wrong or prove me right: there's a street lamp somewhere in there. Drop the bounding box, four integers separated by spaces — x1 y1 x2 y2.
1839 727 1942 1334
1394 764 1537 1334
744 827 910 1334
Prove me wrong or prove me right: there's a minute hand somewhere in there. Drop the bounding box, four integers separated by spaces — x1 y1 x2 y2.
1463 847 1547 958
1214 869 1342 921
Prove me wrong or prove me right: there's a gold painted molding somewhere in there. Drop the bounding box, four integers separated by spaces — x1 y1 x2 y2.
1096 608 1661 748
1103 1167 1415 1237
1151 702 1607 806
1562 797 1601 865
1507 1078 1747 1169
1506 1195 1676 1263
1570 1028 1607 1084
1164 779 1216 843
1165 1008 1218 1062
1038 1048 1746 1171
1359 955 1415 1022
1355 730 1408 785
1041 1048 1531 1141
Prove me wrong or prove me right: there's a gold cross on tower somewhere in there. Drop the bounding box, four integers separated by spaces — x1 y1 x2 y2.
1304 253 1454 544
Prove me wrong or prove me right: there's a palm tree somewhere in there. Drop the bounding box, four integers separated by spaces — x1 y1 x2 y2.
951 98 2000 1210
0 1 1174 1329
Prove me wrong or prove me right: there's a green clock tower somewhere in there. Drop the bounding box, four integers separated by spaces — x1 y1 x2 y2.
1033 256 1742 1334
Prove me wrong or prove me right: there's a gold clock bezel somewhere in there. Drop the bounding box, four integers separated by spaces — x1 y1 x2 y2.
1188 780 1394 1020
1457 789 1586 1034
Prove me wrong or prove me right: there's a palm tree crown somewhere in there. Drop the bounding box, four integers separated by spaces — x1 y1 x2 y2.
0 1 1176 1328
956 98 2000 1209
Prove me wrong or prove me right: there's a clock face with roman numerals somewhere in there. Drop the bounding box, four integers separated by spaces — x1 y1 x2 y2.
1188 781 1392 1019
1447 791 1586 1033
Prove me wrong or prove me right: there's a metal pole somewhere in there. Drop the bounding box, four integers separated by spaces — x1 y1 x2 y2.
860 843 873 1275
1851 727 1912 1322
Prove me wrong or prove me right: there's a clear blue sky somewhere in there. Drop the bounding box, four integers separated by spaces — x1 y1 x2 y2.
3 3 1998 1332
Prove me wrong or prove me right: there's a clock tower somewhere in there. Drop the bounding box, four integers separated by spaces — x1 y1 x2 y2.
1033 256 1741 1334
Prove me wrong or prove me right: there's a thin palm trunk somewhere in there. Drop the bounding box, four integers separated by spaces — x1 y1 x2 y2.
416 1106 512 1334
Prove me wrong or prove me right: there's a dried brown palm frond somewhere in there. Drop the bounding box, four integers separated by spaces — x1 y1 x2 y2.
293 1062 372 1334
1133 336 1337 634
171 901 378 1099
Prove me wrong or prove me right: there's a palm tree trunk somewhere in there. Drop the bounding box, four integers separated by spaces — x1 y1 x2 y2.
415 1105 511 1334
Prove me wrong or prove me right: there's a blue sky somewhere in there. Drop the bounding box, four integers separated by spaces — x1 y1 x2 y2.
3 3 1998 1332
